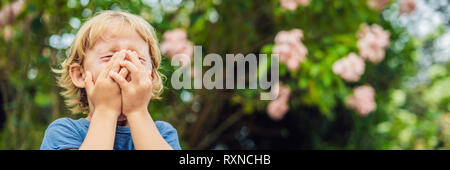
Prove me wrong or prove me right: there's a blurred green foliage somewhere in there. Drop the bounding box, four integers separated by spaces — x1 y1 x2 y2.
0 0 448 149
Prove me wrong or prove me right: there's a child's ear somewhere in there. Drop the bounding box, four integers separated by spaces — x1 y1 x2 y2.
69 63 86 88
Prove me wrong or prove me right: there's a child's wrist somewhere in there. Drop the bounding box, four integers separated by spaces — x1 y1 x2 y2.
93 106 121 118
125 108 150 119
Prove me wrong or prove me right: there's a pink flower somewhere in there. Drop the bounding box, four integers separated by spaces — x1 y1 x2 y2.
368 0 391 11
160 29 194 63
333 53 366 82
295 0 311 6
357 24 390 63
267 83 291 121
0 0 25 27
273 29 308 71
399 0 416 15
346 85 376 116
280 0 311 11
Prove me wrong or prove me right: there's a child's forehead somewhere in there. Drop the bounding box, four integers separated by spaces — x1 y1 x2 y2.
92 24 147 49
100 23 139 40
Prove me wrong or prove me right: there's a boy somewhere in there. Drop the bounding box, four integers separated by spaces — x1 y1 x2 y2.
40 11 181 150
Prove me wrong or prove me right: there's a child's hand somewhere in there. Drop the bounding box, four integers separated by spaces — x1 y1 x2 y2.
85 50 127 118
109 50 153 117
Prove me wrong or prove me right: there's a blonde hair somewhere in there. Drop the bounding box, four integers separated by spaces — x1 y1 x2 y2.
54 10 164 114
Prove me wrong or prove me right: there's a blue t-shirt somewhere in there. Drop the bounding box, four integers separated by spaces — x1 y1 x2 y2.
40 118 182 150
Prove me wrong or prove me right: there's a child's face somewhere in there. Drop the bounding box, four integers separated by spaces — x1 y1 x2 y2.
83 24 153 82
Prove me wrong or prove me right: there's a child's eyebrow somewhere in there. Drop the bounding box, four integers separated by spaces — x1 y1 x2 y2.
94 45 149 59
97 47 122 56
94 46 115 55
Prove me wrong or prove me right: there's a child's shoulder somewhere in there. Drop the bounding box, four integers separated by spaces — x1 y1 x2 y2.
48 117 80 128
45 117 87 134
49 117 75 124
154 120 179 136
41 117 86 150
154 120 176 131
154 120 182 150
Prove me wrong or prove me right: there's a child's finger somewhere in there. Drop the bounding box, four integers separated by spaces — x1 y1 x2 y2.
120 60 138 75
120 60 141 82
99 61 114 79
118 68 128 79
112 51 127 73
100 51 122 79
109 71 128 88
84 71 94 94
127 51 144 70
